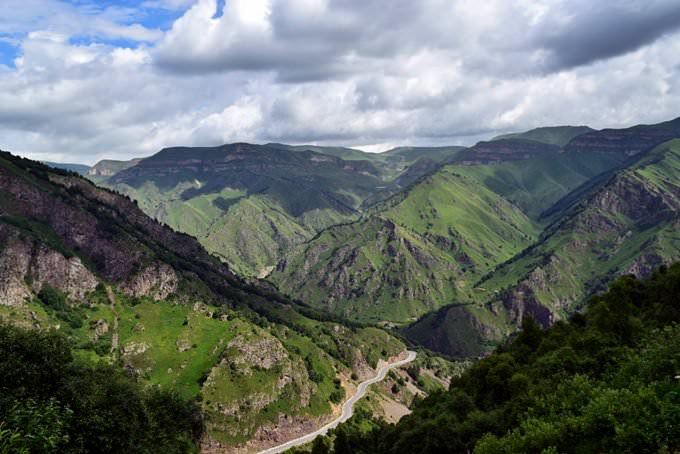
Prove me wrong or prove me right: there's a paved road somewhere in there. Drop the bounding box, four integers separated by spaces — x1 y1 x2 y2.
259 351 417 454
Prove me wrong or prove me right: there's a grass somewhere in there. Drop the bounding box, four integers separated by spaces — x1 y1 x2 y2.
449 152 625 221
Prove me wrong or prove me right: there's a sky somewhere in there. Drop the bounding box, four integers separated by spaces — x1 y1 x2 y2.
1 0 680 164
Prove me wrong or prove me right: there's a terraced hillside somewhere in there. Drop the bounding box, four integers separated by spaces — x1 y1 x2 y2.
0 151 409 452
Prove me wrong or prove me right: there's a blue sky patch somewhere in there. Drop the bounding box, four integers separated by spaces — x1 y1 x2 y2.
0 39 20 68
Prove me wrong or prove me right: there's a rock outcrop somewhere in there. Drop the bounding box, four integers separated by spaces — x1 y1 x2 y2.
0 229 98 306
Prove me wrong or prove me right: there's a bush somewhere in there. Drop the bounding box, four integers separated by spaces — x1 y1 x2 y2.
37 285 83 329
329 389 345 404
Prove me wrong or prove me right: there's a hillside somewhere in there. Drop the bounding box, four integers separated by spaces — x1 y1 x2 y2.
86 158 142 183
406 139 680 357
96 143 388 276
448 138 560 165
379 146 466 164
564 116 680 156
272 166 537 324
450 151 627 220
42 161 91 175
492 125 594 146
275 119 680 358
267 143 376 162
312 263 680 453
0 151 410 452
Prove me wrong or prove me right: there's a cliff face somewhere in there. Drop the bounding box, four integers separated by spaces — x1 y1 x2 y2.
0 230 98 306
564 118 680 156
450 139 560 165
87 158 142 178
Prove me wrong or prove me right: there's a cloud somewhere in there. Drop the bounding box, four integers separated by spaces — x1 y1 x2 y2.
533 0 680 70
0 0 679 165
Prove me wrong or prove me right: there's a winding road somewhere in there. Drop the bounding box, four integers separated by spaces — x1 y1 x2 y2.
259 350 417 454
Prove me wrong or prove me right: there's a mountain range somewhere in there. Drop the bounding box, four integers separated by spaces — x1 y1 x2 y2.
5 115 679 451
0 152 432 451
80 117 680 359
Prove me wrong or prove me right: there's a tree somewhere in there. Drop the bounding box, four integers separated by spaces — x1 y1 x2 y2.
311 435 330 454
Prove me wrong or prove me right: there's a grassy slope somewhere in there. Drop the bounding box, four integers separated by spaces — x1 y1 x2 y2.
479 139 680 312
273 167 536 324
0 289 406 446
451 152 626 220
100 145 386 277
378 146 466 163
492 125 595 146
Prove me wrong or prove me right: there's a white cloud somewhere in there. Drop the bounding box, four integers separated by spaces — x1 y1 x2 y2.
0 0 679 165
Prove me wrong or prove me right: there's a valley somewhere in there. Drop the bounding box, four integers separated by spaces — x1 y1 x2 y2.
0 152 432 452
2 116 679 453
4 3 680 453
80 117 680 362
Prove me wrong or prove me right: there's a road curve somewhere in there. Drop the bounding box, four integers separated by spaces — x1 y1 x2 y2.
258 351 417 454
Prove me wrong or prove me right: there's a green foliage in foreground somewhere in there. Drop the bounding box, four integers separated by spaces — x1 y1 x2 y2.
0 324 204 453
322 264 680 453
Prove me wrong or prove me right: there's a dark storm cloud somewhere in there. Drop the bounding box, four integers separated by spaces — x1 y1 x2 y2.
537 0 680 70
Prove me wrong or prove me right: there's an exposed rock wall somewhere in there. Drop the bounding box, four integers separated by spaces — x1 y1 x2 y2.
0 228 97 306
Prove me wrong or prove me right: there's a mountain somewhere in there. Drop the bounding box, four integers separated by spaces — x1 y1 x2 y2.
42 161 90 175
448 151 628 221
448 138 561 165
267 143 376 161
405 139 680 357
0 150 412 451
274 119 680 358
492 125 595 146
96 143 387 276
272 166 538 324
317 264 680 453
564 116 680 156
379 146 466 164
86 158 142 183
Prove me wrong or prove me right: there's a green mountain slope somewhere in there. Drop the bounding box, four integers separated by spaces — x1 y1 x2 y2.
451 151 627 220
99 143 388 276
267 143 376 161
564 116 680 156
272 166 537 324
484 139 680 313
406 139 680 357
379 146 466 164
492 125 594 146
0 151 407 451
